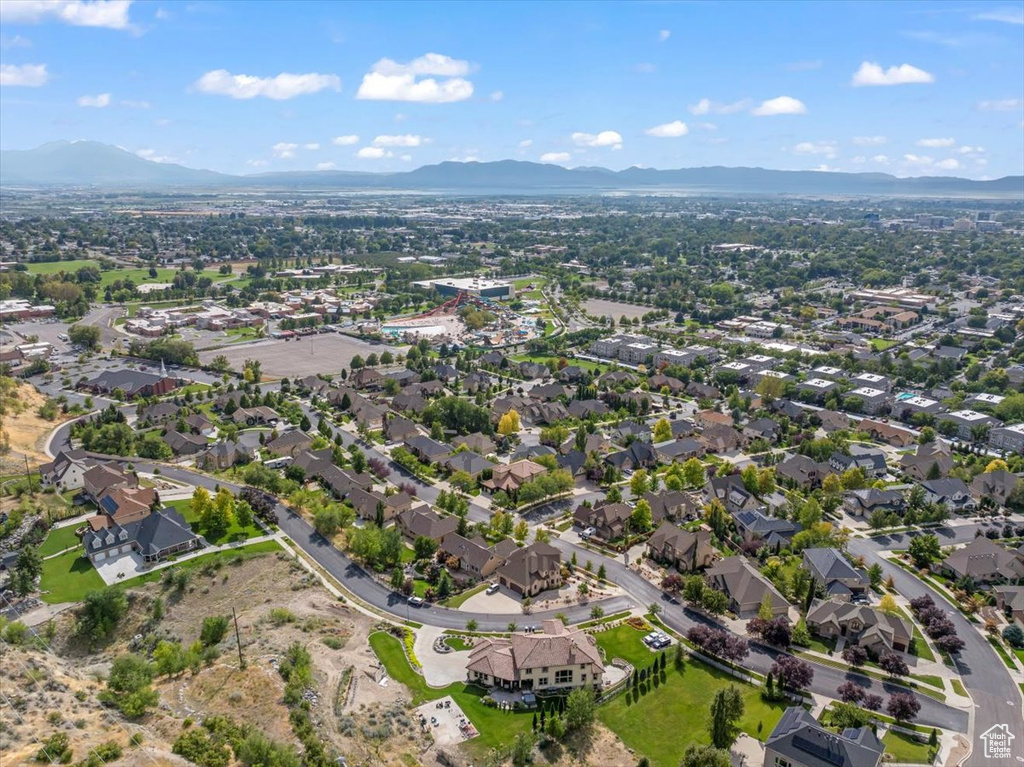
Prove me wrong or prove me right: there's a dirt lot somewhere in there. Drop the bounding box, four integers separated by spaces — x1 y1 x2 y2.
0 379 72 475
582 298 653 322
198 333 405 378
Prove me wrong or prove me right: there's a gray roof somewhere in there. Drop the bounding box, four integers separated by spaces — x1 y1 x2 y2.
444 450 493 476
803 548 867 585
767 707 882 767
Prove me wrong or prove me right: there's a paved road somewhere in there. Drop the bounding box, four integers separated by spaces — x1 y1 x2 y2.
849 537 1023 766
866 521 1015 551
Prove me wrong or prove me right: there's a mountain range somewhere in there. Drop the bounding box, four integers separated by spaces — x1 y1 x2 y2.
2 140 1022 197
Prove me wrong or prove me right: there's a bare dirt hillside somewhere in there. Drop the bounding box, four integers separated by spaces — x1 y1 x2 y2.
0 377 71 475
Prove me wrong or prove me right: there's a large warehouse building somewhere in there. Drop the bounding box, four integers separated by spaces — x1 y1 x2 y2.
413 277 515 301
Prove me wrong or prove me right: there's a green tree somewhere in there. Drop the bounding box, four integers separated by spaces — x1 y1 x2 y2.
652 418 673 443
564 687 596 733
68 323 102 350
630 469 650 497
200 615 230 647
11 544 42 597
707 685 744 749
681 457 705 488
680 744 732 767
204 487 234 540
909 533 941 569
101 654 159 717
631 499 653 532
78 587 128 641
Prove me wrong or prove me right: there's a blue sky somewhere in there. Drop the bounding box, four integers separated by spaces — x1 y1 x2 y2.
1 0 1022 178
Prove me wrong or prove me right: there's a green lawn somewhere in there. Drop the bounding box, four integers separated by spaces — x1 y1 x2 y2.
594 623 663 667
509 354 605 373
25 259 100 275
445 635 476 652
882 730 934 763
910 628 936 662
804 635 836 655
38 524 84 557
168 498 263 546
399 545 417 564
950 678 967 697
39 549 105 603
442 582 489 609
369 631 533 759
598 651 788 766
870 338 900 352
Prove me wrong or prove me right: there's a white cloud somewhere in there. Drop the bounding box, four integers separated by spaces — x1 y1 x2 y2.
872 155 890 165
194 69 340 100
935 158 960 170
0 34 32 48
356 146 392 159
518 139 533 148
77 92 111 107
571 130 623 149
449 155 480 162
356 53 474 103
852 135 887 146
0 63 48 86
851 61 934 87
916 137 955 147
645 120 689 138
658 29 671 42
489 90 503 102
812 164 839 172
688 97 751 115
136 148 176 163
751 96 806 116
958 145 985 154
372 134 426 147
973 8 1024 24
0 0 134 30
540 152 571 164
792 140 837 158
400 154 412 162
272 142 298 159
303 142 320 150
977 98 1023 111
332 134 359 146
316 162 336 171
246 159 268 168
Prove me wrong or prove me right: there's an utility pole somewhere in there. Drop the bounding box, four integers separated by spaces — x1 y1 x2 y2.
233 607 245 669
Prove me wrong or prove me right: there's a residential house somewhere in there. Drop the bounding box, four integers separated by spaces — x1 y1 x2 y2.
940 537 1024 585
573 501 632 541
776 454 832 490
232 406 280 426
829 446 887 479
137 401 181 425
348 488 413 524
567 399 609 419
404 435 452 466
733 510 802 548
993 585 1024 627
164 428 207 456
383 414 421 444
642 490 701 524
743 417 781 443
806 599 913 654
267 430 314 457
815 409 851 433
452 432 497 456
82 505 200 565
496 542 563 597
920 478 977 513
82 464 134 503
184 413 217 437
481 459 547 495
605 441 659 472
466 619 603 692
440 534 506 579
351 367 384 390
706 474 764 515
395 506 458 544
199 440 254 471
653 438 706 464
858 419 916 448
444 450 493 478
463 371 491 394
844 488 906 518
705 557 788 617
646 522 716 572
803 548 869 601
970 470 1020 508
40 449 98 492
699 423 747 454
764 707 883 767
900 440 954 481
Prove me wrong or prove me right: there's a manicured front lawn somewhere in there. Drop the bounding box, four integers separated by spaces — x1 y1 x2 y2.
882 730 934 763
950 678 967 697
594 623 661 667
38 524 84 557
804 635 835 655
445 635 476 652
399 545 417 564
442 582 488 609
598 654 788 767
168 498 263 546
369 631 533 759
39 550 105 603
910 627 936 662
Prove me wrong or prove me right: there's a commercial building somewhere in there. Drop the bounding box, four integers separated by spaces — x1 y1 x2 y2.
412 276 515 300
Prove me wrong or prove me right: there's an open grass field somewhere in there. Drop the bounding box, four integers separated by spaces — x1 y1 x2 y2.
39 549 105 603
370 630 533 759
510 353 606 373
594 624 788 766
38 524 84 557
25 259 101 275
882 730 934 763
165 498 263 546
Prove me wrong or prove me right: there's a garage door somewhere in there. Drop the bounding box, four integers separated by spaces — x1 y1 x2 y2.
94 551 106 562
